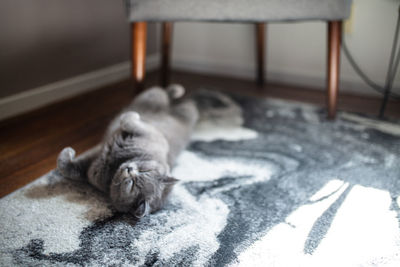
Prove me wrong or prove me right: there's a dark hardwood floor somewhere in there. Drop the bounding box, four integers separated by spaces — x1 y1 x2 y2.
1 70 399 197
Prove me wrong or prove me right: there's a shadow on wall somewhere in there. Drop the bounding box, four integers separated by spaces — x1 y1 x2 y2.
0 0 157 98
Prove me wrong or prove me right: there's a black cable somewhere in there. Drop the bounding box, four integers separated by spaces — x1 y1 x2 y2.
390 41 400 86
342 36 389 95
342 28 400 99
379 43 400 117
379 5 400 118
341 5 400 107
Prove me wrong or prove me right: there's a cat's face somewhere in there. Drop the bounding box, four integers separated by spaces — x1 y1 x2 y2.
109 159 174 218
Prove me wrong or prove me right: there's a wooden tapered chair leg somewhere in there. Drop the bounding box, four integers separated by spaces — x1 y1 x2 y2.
255 23 266 86
327 21 342 119
161 22 173 87
131 22 147 92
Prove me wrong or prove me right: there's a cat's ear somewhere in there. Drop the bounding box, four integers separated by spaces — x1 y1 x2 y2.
132 200 150 219
162 177 179 185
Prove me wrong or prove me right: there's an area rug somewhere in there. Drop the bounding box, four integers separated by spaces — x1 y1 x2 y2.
1 90 400 266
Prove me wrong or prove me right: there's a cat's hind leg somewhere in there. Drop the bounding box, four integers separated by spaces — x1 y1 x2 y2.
131 86 170 110
130 84 186 111
57 145 101 181
166 84 185 100
171 99 199 126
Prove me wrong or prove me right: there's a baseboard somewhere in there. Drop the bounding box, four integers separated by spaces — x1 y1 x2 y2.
171 57 383 98
1 53 387 122
0 54 160 121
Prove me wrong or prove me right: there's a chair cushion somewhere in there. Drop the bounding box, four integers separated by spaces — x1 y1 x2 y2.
125 0 352 23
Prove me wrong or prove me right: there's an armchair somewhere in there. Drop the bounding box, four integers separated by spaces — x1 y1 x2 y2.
125 0 352 119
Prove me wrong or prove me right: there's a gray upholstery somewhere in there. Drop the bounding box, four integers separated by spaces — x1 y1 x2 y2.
126 0 352 23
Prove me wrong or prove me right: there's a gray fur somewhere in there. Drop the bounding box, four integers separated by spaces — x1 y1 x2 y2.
57 85 199 218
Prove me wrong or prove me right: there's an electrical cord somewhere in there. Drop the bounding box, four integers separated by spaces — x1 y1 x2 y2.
391 40 400 83
379 4 400 117
341 3 400 118
342 38 400 98
342 16 400 99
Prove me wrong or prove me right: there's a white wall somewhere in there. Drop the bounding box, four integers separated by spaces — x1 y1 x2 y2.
170 0 400 96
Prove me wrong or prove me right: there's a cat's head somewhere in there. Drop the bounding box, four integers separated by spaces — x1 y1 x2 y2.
109 159 178 218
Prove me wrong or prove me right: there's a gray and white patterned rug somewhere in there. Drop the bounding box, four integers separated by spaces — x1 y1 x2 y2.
1 91 400 266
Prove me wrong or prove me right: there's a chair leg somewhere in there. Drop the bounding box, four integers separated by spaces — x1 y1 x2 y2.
131 22 147 92
255 23 266 86
327 21 342 119
161 22 173 87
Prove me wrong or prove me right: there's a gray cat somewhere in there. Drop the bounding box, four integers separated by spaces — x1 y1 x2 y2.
57 85 199 219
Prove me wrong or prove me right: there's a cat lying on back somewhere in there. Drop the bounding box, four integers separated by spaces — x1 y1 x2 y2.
57 85 199 219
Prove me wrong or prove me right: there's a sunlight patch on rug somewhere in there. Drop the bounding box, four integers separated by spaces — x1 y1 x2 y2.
192 122 258 142
129 184 229 266
173 151 275 185
192 90 258 142
0 174 112 256
342 113 400 136
233 181 400 267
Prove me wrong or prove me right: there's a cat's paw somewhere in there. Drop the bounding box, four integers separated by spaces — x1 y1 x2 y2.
120 112 141 132
167 84 185 99
58 147 75 163
57 147 75 176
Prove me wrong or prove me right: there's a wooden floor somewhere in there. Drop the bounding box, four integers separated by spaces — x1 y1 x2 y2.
1 70 399 198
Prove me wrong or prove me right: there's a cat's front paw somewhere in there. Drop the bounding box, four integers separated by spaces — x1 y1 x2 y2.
57 147 76 176
58 147 75 163
120 112 141 132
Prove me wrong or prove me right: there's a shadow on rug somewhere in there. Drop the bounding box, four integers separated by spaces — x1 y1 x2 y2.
1 91 400 266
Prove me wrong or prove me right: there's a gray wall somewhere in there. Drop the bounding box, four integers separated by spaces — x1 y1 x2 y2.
0 0 157 98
